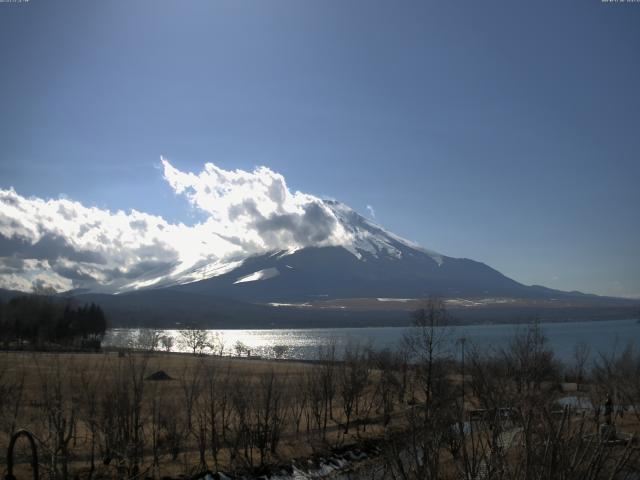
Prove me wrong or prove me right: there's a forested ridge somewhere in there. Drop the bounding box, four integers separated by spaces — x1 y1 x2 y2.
0 294 107 349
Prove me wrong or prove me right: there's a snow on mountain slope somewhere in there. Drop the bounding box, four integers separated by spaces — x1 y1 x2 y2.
166 200 545 302
325 200 445 266
171 241 534 302
133 200 447 292
234 267 280 284
97 199 581 302
1 160 605 303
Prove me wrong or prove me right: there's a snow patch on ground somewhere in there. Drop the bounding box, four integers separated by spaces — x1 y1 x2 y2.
179 260 244 283
445 297 518 307
377 298 414 302
268 302 312 308
234 267 279 284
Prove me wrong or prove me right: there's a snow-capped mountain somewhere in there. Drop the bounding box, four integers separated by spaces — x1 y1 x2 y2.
3 162 636 328
148 199 449 292
323 200 445 266
160 200 567 302
5 199 633 328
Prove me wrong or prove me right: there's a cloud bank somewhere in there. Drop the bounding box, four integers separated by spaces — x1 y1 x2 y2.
161 158 350 253
0 158 352 293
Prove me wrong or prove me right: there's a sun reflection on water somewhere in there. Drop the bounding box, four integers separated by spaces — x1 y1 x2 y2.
104 328 356 360
103 319 639 362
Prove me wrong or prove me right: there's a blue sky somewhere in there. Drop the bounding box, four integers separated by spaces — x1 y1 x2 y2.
0 0 639 297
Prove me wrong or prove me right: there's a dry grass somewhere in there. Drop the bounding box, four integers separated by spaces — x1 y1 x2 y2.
0 351 389 479
2 348 639 479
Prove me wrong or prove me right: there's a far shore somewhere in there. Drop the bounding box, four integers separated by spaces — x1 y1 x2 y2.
107 313 640 330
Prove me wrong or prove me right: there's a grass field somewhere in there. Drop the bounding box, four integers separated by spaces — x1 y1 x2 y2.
0 350 392 479
1 341 639 479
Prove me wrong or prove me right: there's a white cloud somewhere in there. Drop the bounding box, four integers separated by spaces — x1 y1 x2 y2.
0 158 354 293
161 157 351 253
0 187 193 292
366 204 376 219
0 258 72 293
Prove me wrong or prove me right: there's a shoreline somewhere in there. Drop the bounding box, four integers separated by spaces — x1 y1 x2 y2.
108 315 639 331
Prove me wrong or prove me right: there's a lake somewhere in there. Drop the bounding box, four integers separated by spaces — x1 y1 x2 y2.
103 318 639 362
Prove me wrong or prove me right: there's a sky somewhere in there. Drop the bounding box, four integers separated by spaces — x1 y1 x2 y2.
0 0 639 297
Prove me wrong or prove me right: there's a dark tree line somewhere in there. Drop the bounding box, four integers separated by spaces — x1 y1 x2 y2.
0 295 107 349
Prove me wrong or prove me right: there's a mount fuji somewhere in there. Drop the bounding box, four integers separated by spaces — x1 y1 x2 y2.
4 199 635 328
167 200 554 303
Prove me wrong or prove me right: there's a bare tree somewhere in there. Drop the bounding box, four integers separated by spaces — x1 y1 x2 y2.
502 320 558 397
97 353 149 478
35 355 78 480
272 344 289 359
0 355 25 441
567 341 591 383
404 297 452 419
158 395 185 462
384 298 455 480
318 342 337 440
234 340 247 357
179 360 203 436
78 361 105 479
370 348 396 429
339 342 370 433
254 369 287 464
180 328 211 355
201 358 221 470
147 379 169 474
208 331 225 356
135 328 162 352
288 376 307 438
592 341 640 423
160 334 174 352
306 366 325 438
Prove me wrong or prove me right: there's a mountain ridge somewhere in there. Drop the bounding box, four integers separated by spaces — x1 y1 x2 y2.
116 200 599 302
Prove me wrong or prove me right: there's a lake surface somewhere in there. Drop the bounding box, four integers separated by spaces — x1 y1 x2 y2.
104 318 639 362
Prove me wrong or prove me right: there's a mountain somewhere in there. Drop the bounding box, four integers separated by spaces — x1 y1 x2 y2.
172 246 528 302
2 201 637 327
165 200 588 303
